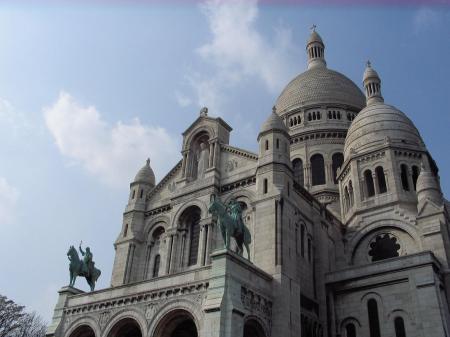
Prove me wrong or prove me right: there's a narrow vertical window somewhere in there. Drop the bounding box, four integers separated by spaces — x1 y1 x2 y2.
123 224 128 237
188 215 201 266
311 154 326 186
263 179 268 194
412 165 420 191
346 323 356 337
152 254 160 278
376 166 387 194
364 170 375 197
265 139 269 151
332 153 344 184
276 138 280 149
301 225 305 257
131 189 136 199
292 158 304 186
139 189 144 199
368 299 381 337
394 317 406 337
400 164 409 191
295 227 299 255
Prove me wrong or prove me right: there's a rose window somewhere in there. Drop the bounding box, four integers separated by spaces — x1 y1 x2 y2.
368 234 400 262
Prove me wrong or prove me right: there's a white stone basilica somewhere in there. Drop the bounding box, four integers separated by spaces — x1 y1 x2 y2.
47 29 450 337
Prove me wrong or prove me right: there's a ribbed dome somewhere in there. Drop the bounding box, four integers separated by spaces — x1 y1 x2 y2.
259 111 289 135
275 67 366 114
344 103 425 158
308 30 323 45
134 159 155 185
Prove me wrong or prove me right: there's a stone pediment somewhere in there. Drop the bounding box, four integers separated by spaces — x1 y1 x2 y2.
219 145 258 178
146 160 182 204
417 199 445 218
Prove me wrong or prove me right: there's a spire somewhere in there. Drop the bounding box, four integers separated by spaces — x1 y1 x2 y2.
416 163 442 208
363 61 384 106
306 25 326 69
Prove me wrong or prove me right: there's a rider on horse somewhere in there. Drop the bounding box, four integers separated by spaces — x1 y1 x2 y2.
79 244 94 278
227 198 244 236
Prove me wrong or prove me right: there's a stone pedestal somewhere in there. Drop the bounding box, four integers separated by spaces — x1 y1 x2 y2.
203 249 273 337
46 286 84 337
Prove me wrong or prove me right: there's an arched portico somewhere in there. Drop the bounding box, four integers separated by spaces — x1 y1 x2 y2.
107 318 142 337
153 309 198 337
67 325 96 337
243 318 267 337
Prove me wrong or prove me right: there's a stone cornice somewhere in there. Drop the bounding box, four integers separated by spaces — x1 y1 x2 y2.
221 144 258 160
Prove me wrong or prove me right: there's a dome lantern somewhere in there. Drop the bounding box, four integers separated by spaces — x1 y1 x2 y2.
363 61 384 106
133 158 156 186
307 25 326 70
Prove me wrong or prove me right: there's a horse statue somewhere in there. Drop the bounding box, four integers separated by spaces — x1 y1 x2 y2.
208 194 251 260
67 245 101 291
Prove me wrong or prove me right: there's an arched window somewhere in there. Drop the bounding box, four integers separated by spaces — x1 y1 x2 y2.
292 158 304 186
301 225 305 257
332 153 344 184
311 154 326 186
131 189 136 199
400 164 409 191
139 189 144 199
367 299 381 337
349 180 354 206
295 227 299 255
344 186 350 212
153 254 160 278
368 233 400 262
412 165 420 191
179 206 202 268
346 323 356 337
188 216 201 266
394 317 406 337
364 170 375 197
375 166 387 194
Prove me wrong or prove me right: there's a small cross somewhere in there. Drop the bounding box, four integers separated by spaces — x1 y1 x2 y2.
272 106 277 114
366 60 371 67
310 24 317 32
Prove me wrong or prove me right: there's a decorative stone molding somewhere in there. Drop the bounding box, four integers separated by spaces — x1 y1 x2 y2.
146 161 182 200
220 176 256 193
221 144 258 160
241 286 273 327
356 151 385 164
145 204 172 218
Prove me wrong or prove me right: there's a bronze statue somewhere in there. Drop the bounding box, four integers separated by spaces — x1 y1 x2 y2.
208 194 251 260
67 242 101 291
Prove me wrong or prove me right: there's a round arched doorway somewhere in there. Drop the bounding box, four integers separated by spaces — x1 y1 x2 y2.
243 319 266 337
153 309 198 337
68 325 95 337
107 318 142 337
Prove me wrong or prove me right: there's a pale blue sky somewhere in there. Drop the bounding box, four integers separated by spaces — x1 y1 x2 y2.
0 1 449 321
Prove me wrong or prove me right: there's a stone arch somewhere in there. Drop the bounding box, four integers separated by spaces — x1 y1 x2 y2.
172 200 208 229
65 317 100 337
348 220 420 265
149 299 203 337
144 215 170 237
183 126 215 152
103 308 147 337
340 316 362 330
243 316 269 337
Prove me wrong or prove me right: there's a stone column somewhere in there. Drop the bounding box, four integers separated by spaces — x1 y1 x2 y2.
143 243 153 280
208 142 214 168
197 220 209 266
169 233 178 273
181 151 188 177
325 160 332 185
407 166 415 192
165 235 174 275
213 140 220 168
384 169 390 192
373 172 380 195
360 178 366 200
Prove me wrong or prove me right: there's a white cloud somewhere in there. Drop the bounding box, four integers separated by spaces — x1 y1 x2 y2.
44 92 179 188
0 97 32 136
0 177 19 226
178 0 300 114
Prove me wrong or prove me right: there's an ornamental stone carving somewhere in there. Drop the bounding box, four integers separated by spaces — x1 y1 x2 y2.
241 286 272 325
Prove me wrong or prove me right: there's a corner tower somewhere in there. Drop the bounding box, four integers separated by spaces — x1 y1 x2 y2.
274 27 365 215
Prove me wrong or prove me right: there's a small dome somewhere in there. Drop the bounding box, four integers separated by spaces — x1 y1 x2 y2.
275 67 366 114
363 64 380 81
308 30 323 45
134 158 155 185
344 103 425 158
259 110 288 136
416 164 442 205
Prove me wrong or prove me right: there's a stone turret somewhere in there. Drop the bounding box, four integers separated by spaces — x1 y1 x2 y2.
416 163 443 209
363 61 383 106
307 25 326 69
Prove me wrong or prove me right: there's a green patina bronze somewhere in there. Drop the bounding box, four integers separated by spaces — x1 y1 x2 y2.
67 243 101 291
208 194 251 260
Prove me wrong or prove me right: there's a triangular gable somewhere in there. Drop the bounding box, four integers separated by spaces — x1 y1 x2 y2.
147 160 182 202
182 115 232 137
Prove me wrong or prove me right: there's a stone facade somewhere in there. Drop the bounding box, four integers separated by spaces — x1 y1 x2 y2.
47 30 450 337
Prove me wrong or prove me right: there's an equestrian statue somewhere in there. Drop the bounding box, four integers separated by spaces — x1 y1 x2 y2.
208 194 252 260
67 242 101 291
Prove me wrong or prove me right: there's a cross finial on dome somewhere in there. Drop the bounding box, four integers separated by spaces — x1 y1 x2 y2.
366 60 371 68
310 24 317 32
146 158 150 166
272 105 277 114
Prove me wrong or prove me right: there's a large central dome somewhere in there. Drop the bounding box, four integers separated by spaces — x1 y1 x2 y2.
275 67 366 114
